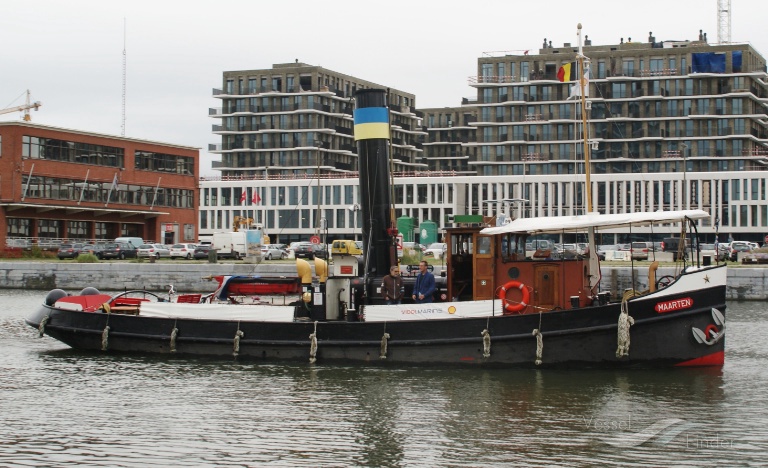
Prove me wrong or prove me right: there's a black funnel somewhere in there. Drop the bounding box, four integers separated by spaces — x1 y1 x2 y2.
354 89 395 288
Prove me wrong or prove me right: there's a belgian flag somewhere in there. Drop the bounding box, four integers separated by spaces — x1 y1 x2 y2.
557 62 577 82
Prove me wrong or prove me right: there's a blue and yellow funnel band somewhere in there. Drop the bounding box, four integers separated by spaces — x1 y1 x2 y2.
354 107 390 141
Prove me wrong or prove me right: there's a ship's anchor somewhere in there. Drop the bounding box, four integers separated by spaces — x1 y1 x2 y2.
692 308 726 345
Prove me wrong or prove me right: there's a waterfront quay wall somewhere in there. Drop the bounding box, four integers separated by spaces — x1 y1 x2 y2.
0 262 765 300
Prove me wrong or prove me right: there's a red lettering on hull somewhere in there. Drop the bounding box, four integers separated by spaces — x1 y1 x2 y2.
655 297 693 313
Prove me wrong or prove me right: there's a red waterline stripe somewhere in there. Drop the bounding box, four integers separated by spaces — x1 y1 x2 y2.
675 350 725 367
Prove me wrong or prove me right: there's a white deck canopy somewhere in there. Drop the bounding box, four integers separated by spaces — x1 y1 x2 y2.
480 210 709 236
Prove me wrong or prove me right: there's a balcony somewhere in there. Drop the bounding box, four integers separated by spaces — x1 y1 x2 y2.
467 75 518 85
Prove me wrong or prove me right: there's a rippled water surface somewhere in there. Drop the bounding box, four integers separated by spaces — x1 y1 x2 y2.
1 289 766 466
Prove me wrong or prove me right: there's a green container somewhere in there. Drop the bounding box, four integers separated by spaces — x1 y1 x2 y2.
397 216 415 242
419 220 438 245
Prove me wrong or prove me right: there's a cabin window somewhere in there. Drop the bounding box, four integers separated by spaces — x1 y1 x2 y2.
476 236 491 255
501 234 525 261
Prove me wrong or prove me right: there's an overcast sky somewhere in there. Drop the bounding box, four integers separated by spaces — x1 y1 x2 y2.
2 0 766 175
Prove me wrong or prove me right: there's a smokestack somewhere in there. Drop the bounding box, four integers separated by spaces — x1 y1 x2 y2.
354 89 395 295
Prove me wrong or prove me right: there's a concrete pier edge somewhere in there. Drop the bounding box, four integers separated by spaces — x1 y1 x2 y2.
2 261 765 300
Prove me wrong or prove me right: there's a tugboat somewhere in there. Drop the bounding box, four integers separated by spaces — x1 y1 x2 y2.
26 28 726 366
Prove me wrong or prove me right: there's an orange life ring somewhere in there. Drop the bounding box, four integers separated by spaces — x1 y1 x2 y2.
498 280 530 313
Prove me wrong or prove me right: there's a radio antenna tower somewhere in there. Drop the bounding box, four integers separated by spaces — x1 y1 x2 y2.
717 0 731 44
121 18 127 136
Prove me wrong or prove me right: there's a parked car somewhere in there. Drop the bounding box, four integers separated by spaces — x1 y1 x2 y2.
57 243 84 260
423 242 447 259
293 242 314 259
312 243 330 259
99 242 137 260
169 243 197 260
699 243 728 262
80 243 110 259
137 243 171 259
193 244 211 260
728 241 753 261
261 244 288 260
630 242 653 260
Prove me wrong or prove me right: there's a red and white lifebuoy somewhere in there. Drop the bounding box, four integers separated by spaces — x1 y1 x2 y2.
498 280 530 313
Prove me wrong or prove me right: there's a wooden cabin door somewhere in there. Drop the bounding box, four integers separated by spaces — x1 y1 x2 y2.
473 235 495 300
533 264 559 310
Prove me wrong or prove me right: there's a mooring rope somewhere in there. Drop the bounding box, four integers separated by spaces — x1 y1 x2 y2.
481 329 491 358
233 329 244 356
38 316 49 338
380 332 391 359
616 300 635 358
101 326 110 351
309 321 318 364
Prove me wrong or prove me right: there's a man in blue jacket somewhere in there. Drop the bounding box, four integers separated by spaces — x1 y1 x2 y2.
412 260 436 303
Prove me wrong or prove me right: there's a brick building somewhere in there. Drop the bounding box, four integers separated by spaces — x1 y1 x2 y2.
0 122 199 249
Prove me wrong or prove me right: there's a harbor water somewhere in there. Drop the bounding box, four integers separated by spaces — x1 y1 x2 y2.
1 289 767 466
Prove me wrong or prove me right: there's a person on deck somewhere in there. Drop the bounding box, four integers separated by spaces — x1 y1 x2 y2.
381 266 404 305
412 261 436 304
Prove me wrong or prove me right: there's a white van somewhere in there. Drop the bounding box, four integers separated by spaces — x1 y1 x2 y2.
212 232 247 259
114 237 145 249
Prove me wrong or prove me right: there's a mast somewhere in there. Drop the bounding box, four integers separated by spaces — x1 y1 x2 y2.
576 23 601 292
577 23 592 213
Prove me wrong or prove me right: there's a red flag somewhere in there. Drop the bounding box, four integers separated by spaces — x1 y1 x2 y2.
252 191 261 204
239 190 246 204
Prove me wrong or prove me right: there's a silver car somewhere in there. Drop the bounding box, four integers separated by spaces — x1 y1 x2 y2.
137 243 171 259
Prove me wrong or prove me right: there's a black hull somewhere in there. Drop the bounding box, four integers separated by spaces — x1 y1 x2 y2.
26 283 726 368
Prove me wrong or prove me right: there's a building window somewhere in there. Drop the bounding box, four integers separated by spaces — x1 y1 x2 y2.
134 150 194 175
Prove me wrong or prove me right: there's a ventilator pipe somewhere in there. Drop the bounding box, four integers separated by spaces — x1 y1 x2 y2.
648 261 659 293
314 257 328 283
296 258 312 284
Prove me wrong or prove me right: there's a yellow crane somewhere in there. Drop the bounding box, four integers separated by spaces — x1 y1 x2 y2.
232 216 270 244
0 90 42 121
232 215 254 232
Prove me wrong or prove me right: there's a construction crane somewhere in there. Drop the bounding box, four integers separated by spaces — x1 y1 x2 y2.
232 215 254 232
717 0 731 44
0 90 42 121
